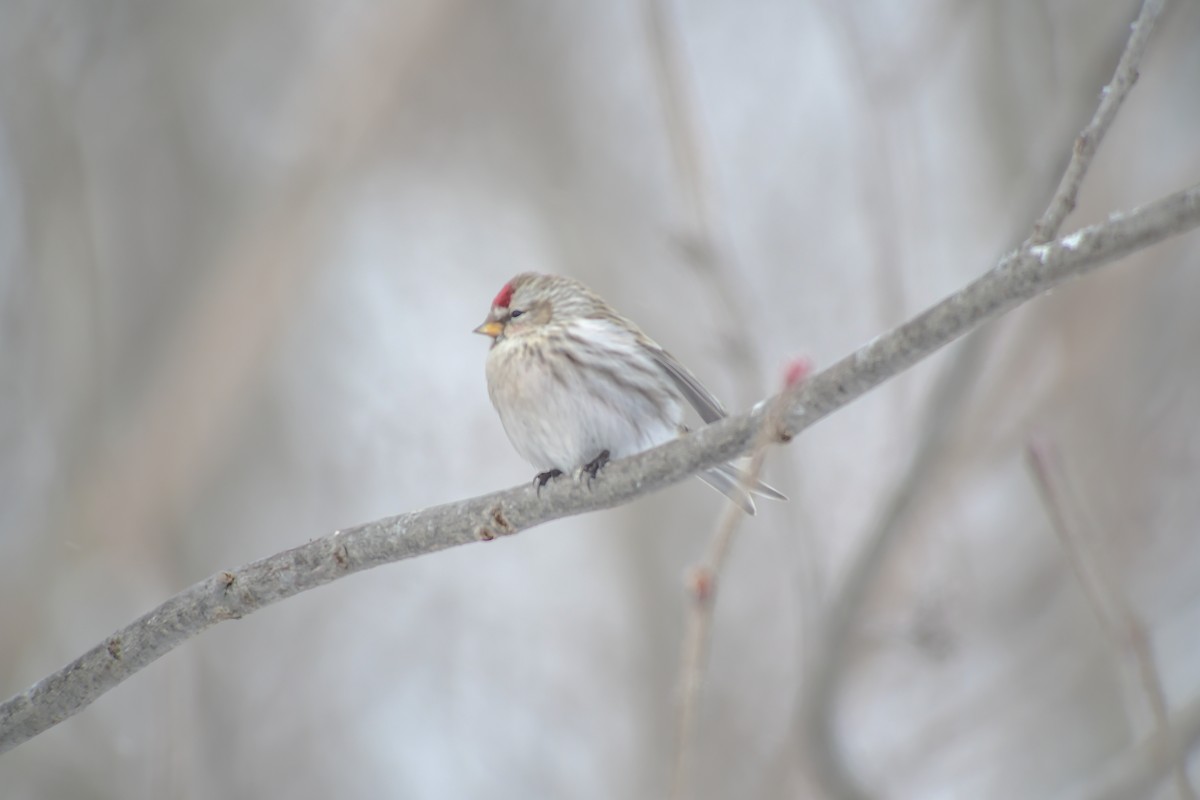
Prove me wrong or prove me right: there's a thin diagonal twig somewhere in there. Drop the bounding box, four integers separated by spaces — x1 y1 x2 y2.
1032 0 1170 244
642 1 823 709
671 360 811 800
1026 438 1195 800
800 3 1175 795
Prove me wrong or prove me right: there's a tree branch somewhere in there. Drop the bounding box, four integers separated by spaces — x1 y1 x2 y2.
799 3 1176 795
2 183 1199 755
1032 0 1168 244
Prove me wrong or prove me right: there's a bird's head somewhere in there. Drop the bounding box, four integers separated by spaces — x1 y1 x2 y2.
474 273 589 343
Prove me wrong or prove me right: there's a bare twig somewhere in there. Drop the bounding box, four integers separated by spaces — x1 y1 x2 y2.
1032 0 1170 244
800 5 1175 795
1026 438 1196 800
643 4 819 786
1 184 1199 755
671 360 811 800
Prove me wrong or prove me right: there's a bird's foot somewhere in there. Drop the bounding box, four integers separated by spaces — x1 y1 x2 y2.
533 469 563 495
573 450 610 488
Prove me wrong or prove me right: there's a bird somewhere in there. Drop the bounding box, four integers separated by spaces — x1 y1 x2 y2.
473 272 785 514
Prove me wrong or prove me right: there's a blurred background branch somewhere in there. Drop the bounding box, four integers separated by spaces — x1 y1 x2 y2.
1027 436 1197 800
799 3 1177 797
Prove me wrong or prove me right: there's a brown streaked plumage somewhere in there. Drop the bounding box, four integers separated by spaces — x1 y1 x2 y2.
474 272 785 513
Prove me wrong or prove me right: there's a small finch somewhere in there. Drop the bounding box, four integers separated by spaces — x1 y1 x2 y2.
474 272 785 514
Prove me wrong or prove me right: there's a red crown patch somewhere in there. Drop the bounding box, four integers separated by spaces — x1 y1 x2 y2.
493 282 514 308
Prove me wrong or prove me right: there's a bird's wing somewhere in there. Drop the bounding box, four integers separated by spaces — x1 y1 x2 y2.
649 347 727 424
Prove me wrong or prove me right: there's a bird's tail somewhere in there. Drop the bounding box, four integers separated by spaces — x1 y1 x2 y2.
697 463 788 515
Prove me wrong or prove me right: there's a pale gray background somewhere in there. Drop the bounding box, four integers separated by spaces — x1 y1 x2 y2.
2 1 1199 797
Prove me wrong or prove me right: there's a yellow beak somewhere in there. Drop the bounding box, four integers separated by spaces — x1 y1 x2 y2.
474 320 504 338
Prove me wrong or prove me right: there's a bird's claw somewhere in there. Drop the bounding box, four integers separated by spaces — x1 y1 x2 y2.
573 450 610 489
533 469 563 496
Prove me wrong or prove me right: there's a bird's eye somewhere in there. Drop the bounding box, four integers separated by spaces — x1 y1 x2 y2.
509 309 524 319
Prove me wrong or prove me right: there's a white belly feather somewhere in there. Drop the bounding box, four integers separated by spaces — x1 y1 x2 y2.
485 320 682 472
